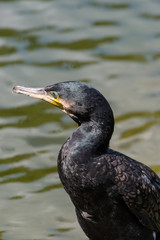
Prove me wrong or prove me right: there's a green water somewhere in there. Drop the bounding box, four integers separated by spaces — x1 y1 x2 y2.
0 0 160 239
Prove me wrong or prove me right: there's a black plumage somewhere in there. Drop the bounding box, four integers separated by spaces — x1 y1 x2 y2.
13 81 160 240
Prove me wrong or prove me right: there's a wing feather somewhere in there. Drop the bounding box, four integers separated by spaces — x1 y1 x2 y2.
108 150 160 232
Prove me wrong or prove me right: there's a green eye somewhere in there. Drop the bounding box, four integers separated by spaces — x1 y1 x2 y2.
52 92 57 99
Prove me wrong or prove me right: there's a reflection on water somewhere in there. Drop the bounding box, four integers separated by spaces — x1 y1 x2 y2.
0 0 160 239
116 110 160 139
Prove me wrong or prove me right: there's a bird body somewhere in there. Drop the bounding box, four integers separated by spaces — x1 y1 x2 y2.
13 81 160 240
58 127 160 240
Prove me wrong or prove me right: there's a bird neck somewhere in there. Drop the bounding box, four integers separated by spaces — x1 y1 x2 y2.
68 116 114 162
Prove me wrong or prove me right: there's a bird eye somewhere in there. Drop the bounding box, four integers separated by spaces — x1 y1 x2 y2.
52 92 58 99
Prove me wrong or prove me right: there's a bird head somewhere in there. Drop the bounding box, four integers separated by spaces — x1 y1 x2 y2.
13 81 114 127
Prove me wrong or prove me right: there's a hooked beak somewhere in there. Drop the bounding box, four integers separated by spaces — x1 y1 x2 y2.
12 86 64 109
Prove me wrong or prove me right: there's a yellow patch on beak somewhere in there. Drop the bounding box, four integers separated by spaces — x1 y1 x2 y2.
49 96 64 109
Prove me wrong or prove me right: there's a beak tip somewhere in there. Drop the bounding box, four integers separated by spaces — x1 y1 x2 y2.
12 85 29 95
12 86 19 94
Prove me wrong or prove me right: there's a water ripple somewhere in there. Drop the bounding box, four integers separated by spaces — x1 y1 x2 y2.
0 153 35 164
115 110 160 139
0 166 57 184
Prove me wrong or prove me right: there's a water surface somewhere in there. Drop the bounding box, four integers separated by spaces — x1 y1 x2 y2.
0 0 160 239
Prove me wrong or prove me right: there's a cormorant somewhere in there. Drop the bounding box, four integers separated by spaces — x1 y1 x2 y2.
13 81 160 240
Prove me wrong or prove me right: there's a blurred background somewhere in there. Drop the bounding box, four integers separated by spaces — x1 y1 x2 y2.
0 0 160 239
